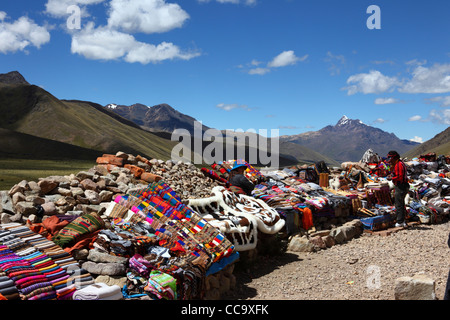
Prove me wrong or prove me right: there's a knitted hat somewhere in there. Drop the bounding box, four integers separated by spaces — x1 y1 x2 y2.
231 159 247 171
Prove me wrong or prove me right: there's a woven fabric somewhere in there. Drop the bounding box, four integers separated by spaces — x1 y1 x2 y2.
52 213 105 248
106 181 236 270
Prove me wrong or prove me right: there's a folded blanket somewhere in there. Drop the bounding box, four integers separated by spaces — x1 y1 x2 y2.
72 282 122 300
52 213 105 248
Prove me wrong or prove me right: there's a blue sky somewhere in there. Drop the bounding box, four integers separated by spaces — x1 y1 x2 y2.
1 0 450 143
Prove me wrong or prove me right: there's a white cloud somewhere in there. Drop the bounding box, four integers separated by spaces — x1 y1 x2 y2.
107 0 189 34
408 109 450 125
399 63 450 94
268 50 307 68
344 70 399 95
325 51 346 75
198 0 257 5
125 41 200 64
244 50 307 75
424 96 450 107
71 22 199 63
0 13 51 54
371 60 395 65
216 103 252 111
248 67 270 75
45 0 106 18
410 136 423 143
71 23 136 60
428 108 450 125
374 97 404 105
405 59 427 67
408 115 422 122
373 118 386 124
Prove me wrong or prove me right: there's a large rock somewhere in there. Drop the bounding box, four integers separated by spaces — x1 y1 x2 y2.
38 179 58 194
41 202 57 215
87 249 128 265
99 190 113 202
76 171 95 181
15 201 37 216
330 227 346 244
80 179 99 192
287 234 315 252
394 274 436 300
94 275 127 288
81 261 126 276
309 236 327 250
84 190 100 205
1 191 15 214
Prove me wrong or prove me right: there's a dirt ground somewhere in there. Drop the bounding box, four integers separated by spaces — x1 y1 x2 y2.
223 221 450 300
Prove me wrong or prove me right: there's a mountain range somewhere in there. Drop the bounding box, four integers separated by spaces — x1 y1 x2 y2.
0 71 447 167
105 103 210 135
280 116 420 163
0 71 176 161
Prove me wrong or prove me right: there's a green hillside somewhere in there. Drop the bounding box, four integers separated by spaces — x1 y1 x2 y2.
403 127 450 158
0 84 176 160
0 128 102 160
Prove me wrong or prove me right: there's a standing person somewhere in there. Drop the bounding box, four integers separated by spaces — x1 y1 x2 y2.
386 150 410 228
228 160 255 196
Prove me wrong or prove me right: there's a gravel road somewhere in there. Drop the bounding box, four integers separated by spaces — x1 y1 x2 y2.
224 221 450 300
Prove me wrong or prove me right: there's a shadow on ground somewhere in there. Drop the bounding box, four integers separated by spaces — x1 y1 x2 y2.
222 251 302 300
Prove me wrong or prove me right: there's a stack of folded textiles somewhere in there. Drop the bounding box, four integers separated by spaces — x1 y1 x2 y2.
0 274 20 300
0 223 94 300
72 282 123 300
0 245 57 300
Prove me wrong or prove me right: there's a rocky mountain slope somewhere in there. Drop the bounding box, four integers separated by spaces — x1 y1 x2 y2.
0 74 176 160
404 126 450 158
105 103 210 134
280 116 419 162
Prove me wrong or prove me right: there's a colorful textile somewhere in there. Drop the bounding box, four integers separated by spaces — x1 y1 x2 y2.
201 168 229 186
52 213 105 248
144 270 177 300
188 186 285 251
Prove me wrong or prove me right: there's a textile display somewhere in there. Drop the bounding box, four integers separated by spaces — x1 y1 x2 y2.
188 186 285 251
0 222 97 300
51 212 105 249
72 282 123 300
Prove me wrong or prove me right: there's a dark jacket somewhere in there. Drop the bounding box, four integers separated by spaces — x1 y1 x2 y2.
230 174 255 196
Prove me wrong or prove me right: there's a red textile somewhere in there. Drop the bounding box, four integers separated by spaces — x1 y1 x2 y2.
301 207 314 231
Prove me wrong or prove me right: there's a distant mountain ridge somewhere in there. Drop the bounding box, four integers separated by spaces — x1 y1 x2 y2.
105 103 341 166
0 71 29 86
280 115 420 162
0 72 177 160
404 126 450 158
105 103 210 134
0 71 434 166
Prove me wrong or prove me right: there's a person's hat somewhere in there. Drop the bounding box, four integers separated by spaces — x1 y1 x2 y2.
386 150 400 161
231 160 247 171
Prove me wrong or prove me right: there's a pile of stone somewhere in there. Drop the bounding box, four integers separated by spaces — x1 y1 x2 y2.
287 219 364 253
0 151 240 300
97 152 223 199
1 152 225 226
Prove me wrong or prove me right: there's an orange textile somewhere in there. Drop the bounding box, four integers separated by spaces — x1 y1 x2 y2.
43 216 70 237
301 207 314 230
